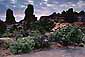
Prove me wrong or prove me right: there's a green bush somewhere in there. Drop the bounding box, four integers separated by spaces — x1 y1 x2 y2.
2 32 13 37
28 31 50 49
30 20 54 34
9 36 35 54
34 35 50 49
29 31 42 49
52 25 85 46
79 27 85 34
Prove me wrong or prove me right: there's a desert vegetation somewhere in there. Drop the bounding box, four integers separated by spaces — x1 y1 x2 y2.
0 4 85 57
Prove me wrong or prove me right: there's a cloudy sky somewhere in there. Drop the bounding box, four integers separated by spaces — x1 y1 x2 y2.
0 0 85 22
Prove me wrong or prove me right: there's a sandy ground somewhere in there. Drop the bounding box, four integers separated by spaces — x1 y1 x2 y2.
7 47 85 57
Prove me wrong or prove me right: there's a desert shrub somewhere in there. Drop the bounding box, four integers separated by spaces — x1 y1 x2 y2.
29 30 41 37
52 25 85 46
30 20 54 34
2 32 13 37
9 30 51 54
79 27 85 34
28 30 51 49
9 36 35 54
33 35 50 49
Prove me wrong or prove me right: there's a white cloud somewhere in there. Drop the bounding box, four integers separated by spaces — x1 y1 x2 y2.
41 0 84 14
77 0 85 8
35 8 50 20
10 0 17 4
26 0 34 5
40 3 42 5
43 1 47 5
20 5 26 8
15 14 25 22
47 4 54 7
44 0 48 2
12 5 16 8
35 0 85 20
29 0 34 5
59 2 76 8
1 0 85 22
45 1 59 8
17 0 85 21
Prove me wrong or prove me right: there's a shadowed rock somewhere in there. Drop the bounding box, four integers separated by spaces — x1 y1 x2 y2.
0 20 6 34
24 4 37 29
5 9 16 24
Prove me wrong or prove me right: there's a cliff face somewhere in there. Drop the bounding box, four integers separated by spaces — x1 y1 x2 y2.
4 4 37 30
23 4 37 29
5 9 16 25
40 8 85 23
